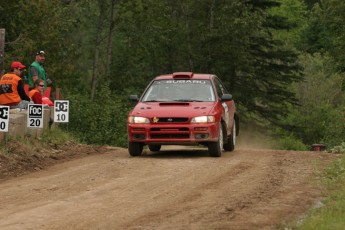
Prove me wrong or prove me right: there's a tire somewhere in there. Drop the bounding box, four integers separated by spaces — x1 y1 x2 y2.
208 123 223 157
149 144 161 152
128 141 143 156
223 121 236 151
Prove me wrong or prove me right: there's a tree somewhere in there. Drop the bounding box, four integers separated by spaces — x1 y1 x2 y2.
0 0 315 146
108 0 302 126
299 0 345 72
280 53 345 147
227 0 301 124
0 0 83 86
269 0 308 48
303 0 320 9
91 0 107 100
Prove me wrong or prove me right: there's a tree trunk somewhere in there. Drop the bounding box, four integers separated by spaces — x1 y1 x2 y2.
0 29 5 76
105 0 116 78
91 0 106 100
182 3 194 71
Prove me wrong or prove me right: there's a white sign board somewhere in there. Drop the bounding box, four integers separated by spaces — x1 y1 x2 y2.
54 100 69 123
27 104 43 128
0 106 10 132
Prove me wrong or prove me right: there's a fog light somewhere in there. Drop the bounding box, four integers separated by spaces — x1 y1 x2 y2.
133 134 146 140
195 134 209 139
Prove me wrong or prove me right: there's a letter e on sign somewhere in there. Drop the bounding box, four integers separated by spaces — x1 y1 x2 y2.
27 104 44 128
54 100 69 123
0 106 10 132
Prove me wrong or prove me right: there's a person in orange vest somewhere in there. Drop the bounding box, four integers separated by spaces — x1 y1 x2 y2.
0 61 31 109
28 79 54 106
28 79 44 104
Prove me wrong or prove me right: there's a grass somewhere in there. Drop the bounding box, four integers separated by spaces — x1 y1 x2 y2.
0 127 78 156
40 127 79 146
0 128 90 180
297 152 345 230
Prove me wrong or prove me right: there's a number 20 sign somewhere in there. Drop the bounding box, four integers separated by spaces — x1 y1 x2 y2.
27 104 43 128
54 100 69 123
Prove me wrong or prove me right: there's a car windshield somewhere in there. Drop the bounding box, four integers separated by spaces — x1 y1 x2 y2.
142 79 216 102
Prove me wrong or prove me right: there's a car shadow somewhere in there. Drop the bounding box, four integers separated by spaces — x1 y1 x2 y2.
140 147 210 158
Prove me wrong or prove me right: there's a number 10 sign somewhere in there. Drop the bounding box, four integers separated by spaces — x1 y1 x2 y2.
54 100 69 123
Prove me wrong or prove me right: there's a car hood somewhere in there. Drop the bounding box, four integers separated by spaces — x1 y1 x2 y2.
130 102 216 117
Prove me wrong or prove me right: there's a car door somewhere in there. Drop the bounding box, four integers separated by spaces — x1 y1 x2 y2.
214 77 235 134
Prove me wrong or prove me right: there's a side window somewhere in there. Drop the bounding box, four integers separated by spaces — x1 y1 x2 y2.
214 77 228 98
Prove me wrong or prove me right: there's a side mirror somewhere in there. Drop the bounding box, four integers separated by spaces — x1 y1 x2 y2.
221 94 233 102
128 95 139 101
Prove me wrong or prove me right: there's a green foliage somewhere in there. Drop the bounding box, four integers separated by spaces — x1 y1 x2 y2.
324 158 345 182
0 0 85 85
303 0 320 9
63 82 129 147
330 143 345 154
299 0 345 71
278 53 345 149
40 127 77 146
298 155 345 229
274 134 308 150
110 0 303 127
1 0 344 150
298 4 331 54
269 0 309 48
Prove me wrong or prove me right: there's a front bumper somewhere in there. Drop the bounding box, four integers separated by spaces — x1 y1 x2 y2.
128 123 220 144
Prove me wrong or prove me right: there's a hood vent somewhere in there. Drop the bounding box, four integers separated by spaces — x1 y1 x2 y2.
159 102 189 106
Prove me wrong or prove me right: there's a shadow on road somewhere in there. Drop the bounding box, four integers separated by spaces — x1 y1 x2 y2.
140 147 210 159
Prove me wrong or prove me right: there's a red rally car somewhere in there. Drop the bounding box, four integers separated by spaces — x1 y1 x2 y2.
127 72 239 157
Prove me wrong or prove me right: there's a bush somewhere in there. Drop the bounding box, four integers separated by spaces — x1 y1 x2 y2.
275 135 308 151
62 82 130 147
277 53 345 150
40 128 77 146
330 142 345 154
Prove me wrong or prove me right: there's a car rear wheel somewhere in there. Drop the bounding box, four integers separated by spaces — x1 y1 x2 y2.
128 142 143 156
223 122 236 151
149 144 161 152
208 123 223 157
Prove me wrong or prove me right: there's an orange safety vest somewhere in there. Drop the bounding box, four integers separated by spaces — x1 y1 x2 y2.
0 73 22 105
29 89 39 100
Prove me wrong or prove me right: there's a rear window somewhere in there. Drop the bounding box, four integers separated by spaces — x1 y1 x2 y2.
142 79 215 102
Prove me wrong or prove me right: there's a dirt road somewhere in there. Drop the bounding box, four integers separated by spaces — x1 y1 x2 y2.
0 146 337 230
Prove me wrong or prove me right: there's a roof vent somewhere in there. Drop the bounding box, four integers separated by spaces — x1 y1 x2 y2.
172 72 193 79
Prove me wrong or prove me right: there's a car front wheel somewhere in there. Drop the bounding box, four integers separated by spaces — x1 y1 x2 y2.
223 122 236 151
208 123 223 157
128 142 143 156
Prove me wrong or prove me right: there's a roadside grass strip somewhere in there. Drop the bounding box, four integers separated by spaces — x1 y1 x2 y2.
298 153 345 230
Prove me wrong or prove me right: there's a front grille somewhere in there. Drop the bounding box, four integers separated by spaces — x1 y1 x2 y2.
150 127 190 139
151 117 188 123
151 134 190 139
151 127 189 131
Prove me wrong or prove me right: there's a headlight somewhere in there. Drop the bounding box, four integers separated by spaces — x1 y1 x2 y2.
128 116 150 124
191 116 215 123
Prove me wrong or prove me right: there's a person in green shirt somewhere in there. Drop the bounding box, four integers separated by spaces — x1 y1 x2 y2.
27 50 51 90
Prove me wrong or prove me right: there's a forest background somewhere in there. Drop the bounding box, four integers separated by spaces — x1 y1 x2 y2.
0 0 344 150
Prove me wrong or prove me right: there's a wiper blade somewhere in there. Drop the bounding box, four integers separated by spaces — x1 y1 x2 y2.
173 99 203 102
143 100 159 102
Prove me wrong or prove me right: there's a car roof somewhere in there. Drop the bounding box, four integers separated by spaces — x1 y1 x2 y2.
154 72 215 80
